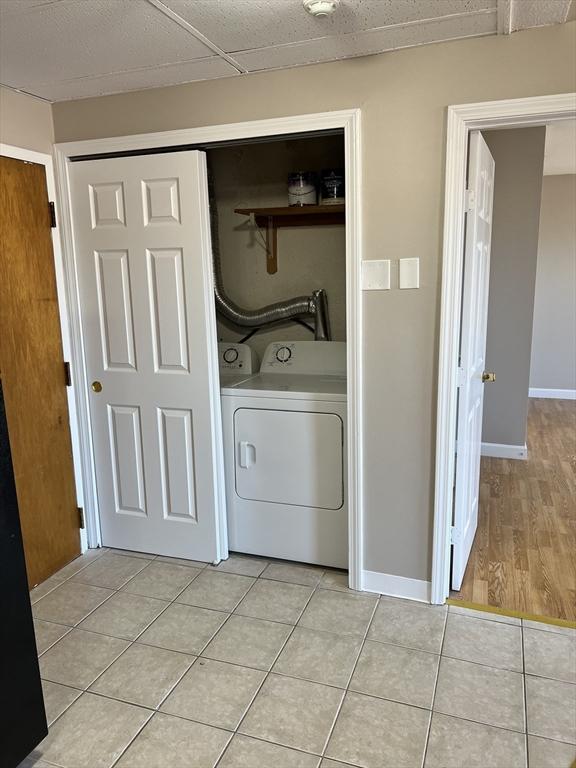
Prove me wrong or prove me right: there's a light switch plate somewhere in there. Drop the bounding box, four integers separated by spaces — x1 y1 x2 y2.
399 258 420 289
362 259 390 290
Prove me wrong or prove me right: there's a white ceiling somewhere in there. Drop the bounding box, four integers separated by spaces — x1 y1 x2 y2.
0 0 573 102
544 120 576 175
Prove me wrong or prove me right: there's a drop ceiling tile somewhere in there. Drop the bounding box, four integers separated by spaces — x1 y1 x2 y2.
234 11 497 72
163 0 496 53
22 56 239 102
0 0 214 87
0 0 65 14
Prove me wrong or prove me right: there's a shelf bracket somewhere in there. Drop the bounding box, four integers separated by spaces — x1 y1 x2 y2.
265 215 278 275
235 205 344 276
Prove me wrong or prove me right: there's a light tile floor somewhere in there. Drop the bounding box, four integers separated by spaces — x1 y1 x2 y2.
21 548 576 768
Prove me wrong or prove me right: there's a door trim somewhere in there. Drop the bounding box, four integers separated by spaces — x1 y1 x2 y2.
0 142 87 551
54 109 364 588
431 93 576 605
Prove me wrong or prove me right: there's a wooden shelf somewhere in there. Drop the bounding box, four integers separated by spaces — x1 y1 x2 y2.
234 204 345 274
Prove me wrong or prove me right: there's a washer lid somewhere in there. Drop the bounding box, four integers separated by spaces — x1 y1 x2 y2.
223 373 347 401
219 372 257 388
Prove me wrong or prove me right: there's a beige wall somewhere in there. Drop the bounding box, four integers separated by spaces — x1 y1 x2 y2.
210 136 346 360
481 128 546 448
530 174 576 392
53 23 576 582
0 86 54 154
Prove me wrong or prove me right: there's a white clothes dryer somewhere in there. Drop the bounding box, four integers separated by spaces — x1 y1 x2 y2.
221 341 347 568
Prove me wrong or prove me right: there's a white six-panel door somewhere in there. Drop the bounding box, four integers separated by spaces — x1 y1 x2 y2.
70 151 224 561
452 131 495 590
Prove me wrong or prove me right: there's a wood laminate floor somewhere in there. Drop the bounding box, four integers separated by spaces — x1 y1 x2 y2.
451 398 576 621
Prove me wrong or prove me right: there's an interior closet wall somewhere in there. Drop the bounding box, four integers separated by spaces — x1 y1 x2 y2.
209 136 346 360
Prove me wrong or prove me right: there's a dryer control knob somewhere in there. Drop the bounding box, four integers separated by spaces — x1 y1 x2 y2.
223 347 239 364
276 346 292 363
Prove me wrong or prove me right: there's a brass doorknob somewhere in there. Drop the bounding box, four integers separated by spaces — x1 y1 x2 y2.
91 381 102 393
482 372 496 383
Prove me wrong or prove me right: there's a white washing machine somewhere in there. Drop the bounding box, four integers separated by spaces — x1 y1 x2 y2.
221 341 347 568
217 342 259 387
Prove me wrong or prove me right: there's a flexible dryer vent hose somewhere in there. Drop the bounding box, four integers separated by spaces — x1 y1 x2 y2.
207 167 331 341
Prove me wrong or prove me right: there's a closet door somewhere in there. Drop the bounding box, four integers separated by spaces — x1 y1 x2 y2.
0 155 80 587
70 151 224 561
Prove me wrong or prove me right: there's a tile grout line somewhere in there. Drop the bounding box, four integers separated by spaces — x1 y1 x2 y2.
318 591 380 762
221 574 322 761
522 618 530 768
213 571 367 764
38 555 181 654
120 557 292 759
30 547 111 604
84 563 225 699
67 558 223 768
421 604 449 768
106 703 155 768
35 624 74 658
33 550 153 620
37 556 210 736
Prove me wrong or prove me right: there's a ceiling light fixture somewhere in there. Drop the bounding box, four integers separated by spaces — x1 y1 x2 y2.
303 0 340 18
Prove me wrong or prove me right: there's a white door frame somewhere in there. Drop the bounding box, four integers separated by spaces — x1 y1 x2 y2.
54 109 364 588
431 93 576 605
0 142 88 550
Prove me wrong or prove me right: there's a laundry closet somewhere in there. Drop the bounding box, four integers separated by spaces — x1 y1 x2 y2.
209 133 348 568
67 128 348 570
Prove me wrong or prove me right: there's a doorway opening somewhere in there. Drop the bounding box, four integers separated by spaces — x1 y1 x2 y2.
208 133 348 569
432 95 576 622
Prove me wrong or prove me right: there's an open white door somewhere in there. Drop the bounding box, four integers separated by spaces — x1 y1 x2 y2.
452 131 495 590
69 151 225 561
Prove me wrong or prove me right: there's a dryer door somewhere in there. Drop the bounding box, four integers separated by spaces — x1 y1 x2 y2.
234 408 344 510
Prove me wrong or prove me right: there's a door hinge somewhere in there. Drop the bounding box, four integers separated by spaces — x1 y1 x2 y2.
456 366 465 387
450 525 460 545
49 201 57 228
64 361 72 387
78 507 85 530
464 189 475 212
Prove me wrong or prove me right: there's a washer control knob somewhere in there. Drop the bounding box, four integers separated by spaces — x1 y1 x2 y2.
276 346 292 363
223 347 239 364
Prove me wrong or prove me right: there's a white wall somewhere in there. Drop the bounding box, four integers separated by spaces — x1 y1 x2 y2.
210 136 346 360
530 174 576 394
0 86 54 154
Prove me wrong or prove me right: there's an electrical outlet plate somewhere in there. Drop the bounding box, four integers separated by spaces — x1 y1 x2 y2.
399 258 420 289
361 260 390 290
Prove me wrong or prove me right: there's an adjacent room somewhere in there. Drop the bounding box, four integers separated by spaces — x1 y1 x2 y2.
449 121 576 620
0 1 575 767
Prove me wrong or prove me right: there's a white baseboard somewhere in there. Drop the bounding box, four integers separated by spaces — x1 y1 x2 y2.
362 570 431 603
481 442 528 460
529 388 576 400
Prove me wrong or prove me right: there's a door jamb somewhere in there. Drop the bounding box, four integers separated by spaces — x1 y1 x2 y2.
54 109 364 588
431 93 576 604
0 142 88 550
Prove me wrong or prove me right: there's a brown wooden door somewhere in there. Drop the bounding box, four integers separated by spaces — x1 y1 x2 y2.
0 155 80 588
